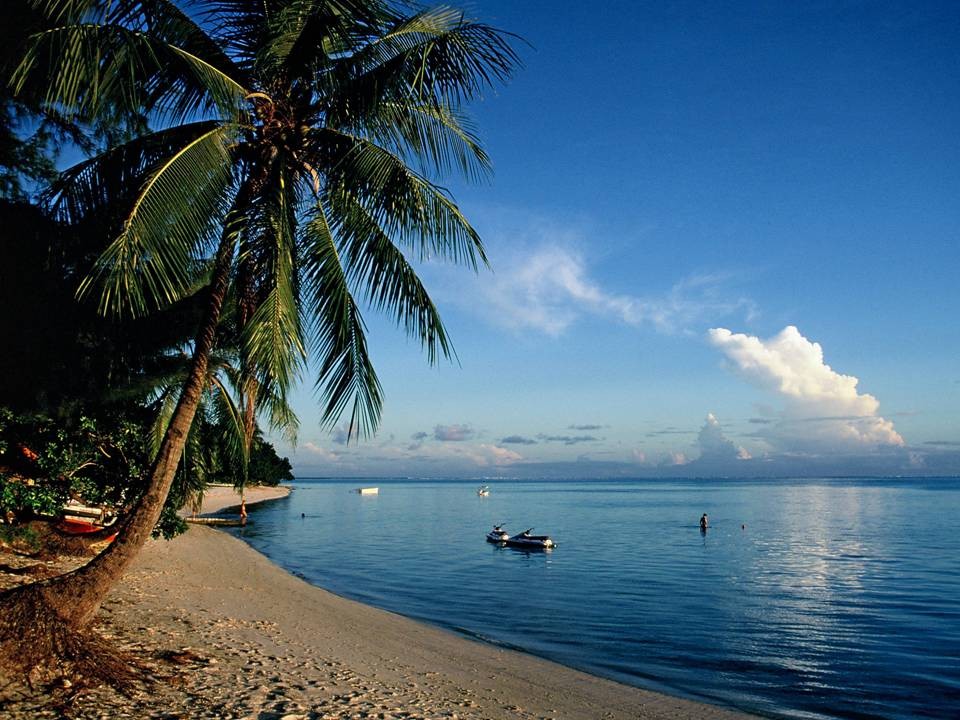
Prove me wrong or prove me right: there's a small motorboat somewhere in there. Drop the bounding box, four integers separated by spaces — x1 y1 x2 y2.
477 485 490 496
486 525 510 543
505 528 555 549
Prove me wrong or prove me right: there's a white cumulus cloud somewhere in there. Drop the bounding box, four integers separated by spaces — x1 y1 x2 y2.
659 451 689 466
708 326 903 451
477 444 523 465
300 442 342 462
697 413 751 461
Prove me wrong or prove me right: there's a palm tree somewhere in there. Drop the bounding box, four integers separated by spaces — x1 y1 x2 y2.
1 0 517 676
148 337 298 517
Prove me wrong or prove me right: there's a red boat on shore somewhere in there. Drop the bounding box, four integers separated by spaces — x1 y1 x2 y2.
55 501 119 542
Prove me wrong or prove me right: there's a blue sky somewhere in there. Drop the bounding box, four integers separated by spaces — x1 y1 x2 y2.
282 0 960 478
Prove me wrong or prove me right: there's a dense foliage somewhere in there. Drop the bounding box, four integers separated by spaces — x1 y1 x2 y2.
0 408 149 523
247 432 294 486
0 197 294 538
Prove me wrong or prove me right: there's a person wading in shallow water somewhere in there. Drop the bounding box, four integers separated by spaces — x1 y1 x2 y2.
700 513 708 531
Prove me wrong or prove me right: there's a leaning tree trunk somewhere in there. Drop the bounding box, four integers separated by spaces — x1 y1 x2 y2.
0 235 236 681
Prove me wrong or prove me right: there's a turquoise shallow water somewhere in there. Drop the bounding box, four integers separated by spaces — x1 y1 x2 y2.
230 477 960 719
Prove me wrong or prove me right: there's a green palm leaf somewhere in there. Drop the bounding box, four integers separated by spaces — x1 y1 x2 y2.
209 371 250 485
78 122 242 317
48 120 224 221
316 127 487 267
360 100 491 181
16 0 516 445
12 17 249 122
329 190 453 364
322 6 519 123
301 201 382 439
239 163 307 399
261 0 388 76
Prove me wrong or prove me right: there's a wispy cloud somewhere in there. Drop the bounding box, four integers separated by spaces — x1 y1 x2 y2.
539 434 599 445
645 427 694 437
301 442 343 463
501 435 538 445
407 431 430 451
569 423 604 430
470 244 755 337
386 440 525 468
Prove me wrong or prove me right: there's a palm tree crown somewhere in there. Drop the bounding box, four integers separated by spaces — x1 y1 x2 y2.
15 0 518 438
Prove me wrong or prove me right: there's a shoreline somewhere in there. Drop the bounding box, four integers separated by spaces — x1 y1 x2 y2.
6 483 756 719
193 483 293 515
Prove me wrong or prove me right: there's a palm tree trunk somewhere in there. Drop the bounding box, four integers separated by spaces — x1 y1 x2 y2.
0 234 235 639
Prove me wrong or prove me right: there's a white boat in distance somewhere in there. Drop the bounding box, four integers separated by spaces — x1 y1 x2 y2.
477 485 490 496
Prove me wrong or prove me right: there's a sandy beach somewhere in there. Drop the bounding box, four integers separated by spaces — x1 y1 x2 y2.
3 486 755 719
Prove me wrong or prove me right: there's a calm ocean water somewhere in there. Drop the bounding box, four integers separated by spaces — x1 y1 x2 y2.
230 477 960 719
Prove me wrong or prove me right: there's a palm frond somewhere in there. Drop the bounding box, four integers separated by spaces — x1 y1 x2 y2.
48 120 223 221
301 201 382 438
148 385 180 457
239 164 307 400
201 0 272 68
209 372 249 486
365 100 491 182
77 122 241 318
254 376 300 444
315 127 487 267
322 7 519 125
329 190 453 365
260 0 388 77
11 18 249 123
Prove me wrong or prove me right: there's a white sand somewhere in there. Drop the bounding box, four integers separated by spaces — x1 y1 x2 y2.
194 484 292 514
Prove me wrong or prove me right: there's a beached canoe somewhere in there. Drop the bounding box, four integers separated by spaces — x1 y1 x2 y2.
185 516 249 527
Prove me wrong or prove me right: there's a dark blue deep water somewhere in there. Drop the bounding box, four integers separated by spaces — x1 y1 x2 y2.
231 478 960 719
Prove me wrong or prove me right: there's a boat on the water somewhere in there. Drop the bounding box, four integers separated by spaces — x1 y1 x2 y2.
505 528 555 549
477 485 490 496
486 526 556 549
486 525 510 543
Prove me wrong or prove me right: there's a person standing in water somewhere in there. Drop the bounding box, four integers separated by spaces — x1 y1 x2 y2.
700 513 708 531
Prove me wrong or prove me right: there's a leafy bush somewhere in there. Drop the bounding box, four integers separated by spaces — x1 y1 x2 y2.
0 474 65 522
0 407 151 523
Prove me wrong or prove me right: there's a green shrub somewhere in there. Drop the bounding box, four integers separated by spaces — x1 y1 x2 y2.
0 474 65 522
